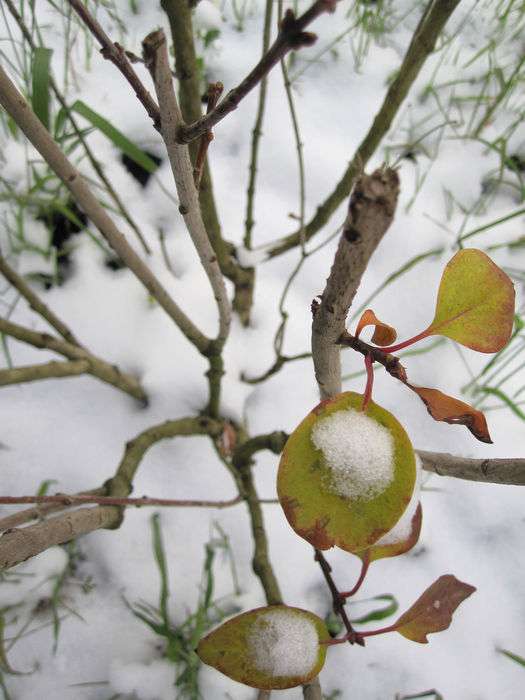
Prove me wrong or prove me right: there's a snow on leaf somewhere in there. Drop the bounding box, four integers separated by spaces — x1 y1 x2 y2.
407 384 492 443
355 309 397 346
393 575 476 644
425 249 514 352
196 606 329 690
277 392 417 553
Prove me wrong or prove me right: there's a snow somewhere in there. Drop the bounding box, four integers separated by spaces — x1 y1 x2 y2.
311 408 395 500
375 455 422 546
108 659 175 700
0 1 524 699
248 608 318 678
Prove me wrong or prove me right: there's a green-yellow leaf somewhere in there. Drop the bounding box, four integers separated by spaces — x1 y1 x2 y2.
425 249 514 352
277 392 416 553
197 606 329 690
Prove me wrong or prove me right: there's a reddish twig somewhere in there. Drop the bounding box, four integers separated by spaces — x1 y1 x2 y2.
194 82 224 189
340 551 370 599
178 0 338 143
66 0 161 128
0 493 279 509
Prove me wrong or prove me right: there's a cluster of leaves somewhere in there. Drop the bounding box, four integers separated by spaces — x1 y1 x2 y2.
198 249 515 691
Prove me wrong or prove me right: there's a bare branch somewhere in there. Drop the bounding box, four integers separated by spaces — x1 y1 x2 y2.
142 30 231 349
0 359 90 386
311 168 400 398
178 0 338 143
0 61 210 354
418 451 525 486
0 494 244 508
0 316 146 403
0 252 80 345
0 506 120 570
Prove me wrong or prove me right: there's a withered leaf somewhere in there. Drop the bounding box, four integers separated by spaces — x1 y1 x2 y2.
407 384 492 443
393 574 476 643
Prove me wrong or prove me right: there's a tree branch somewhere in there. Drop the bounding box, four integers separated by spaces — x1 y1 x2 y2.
0 507 120 570
0 359 90 386
0 61 210 354
0 316 146 403
311 167 400 399
161 0 255 326
418 451 525 485
142 30 231 350
0 252 80 346
266 0 462 258
178 0 338 143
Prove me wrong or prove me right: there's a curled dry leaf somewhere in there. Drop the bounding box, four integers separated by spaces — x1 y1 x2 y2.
424 249 514 353
392 574 476 643
407 384 492 444
355 309 397 346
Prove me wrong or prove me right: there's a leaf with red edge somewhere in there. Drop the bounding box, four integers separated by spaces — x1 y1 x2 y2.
392 575 476 643
424 249 514 352
355 309 397 346
407 384 492 443
277 392 417 554
197 605 330 690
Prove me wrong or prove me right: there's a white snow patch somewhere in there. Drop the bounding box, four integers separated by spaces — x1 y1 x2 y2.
194 0 222 31
109 659 175 700
311 409 395 500
248 608 318 678
0 546 68 607
375 455 422 546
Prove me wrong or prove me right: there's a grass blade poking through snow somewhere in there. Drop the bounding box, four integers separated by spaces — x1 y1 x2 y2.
31 47 52 130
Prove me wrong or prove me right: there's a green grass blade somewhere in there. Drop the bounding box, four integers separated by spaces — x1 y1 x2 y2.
71 101 158 173
497 647 525 668
479 387 525 420
350 594 398 624
151 514 170 628
31 47 53 130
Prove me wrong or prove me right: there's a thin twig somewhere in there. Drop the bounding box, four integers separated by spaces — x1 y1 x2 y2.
0 494 244 508
0 489 105 532
266 0 462 258
179 0 338 143
0 316 146 402
0 252 80 345
314 550 363 646
194 82 223 190
0 359 90 386
65 0 160 128
244 0 274 248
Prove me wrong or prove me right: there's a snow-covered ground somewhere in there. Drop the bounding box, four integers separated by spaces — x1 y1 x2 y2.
1 1 524 698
